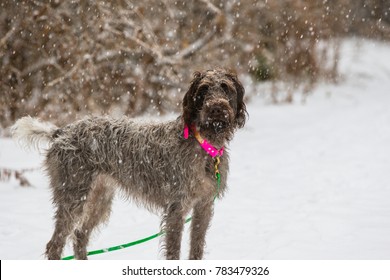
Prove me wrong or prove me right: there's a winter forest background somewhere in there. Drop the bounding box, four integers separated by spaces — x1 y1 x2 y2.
1 0 389 129
1 0 390 260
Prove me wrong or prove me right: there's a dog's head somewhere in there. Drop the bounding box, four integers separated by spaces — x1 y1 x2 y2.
182 68 247 141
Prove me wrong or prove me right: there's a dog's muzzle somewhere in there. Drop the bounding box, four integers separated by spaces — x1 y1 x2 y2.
201 99 234 133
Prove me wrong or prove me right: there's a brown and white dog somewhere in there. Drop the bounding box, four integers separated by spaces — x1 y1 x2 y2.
12 68 247 259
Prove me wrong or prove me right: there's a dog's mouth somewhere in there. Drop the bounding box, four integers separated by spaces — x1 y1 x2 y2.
199 98 234 135
201 109 233 134
204 118 230 133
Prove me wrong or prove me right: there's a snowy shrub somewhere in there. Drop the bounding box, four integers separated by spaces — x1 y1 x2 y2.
1 0 389 128
0 168 33 187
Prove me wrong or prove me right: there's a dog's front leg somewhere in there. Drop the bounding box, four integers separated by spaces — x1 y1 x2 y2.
164 202 185 260
189 200 214 260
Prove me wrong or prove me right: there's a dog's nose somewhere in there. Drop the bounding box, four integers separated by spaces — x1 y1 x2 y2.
206 99 230 117
210 107 224 117
209 106 231 122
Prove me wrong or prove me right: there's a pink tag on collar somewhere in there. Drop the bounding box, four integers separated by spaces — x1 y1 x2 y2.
199 140 224 158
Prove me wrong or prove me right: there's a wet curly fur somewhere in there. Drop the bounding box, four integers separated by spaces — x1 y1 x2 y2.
11 68 247 260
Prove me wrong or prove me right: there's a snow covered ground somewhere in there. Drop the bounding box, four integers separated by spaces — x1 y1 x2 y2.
1 39 390 260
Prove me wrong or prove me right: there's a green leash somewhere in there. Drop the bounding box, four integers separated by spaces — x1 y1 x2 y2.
62 163 221 260
62 217 193 260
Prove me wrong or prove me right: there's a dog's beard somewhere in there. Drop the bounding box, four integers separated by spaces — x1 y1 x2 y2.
198 105 235 145
203 118 230 134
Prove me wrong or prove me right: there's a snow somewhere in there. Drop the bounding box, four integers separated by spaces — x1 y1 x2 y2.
1 39 390 260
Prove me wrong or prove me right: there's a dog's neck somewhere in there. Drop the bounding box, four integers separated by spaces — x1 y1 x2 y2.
184 124 225 157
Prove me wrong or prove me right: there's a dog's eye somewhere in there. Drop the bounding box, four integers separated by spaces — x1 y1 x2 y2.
193 85 208 103
221 83 230 95
198 85 209 94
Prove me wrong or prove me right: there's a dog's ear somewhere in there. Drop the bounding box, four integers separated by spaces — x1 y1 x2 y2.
182 71 204 126
227 72 247 128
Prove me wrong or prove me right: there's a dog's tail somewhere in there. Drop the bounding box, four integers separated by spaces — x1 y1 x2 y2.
11 116 59 150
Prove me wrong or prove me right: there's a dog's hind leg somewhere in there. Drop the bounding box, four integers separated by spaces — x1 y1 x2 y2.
45 189 91 259
45 161 94 260
189 200 214 260
72 174 115 260
45 181 91 260
45 205 76 260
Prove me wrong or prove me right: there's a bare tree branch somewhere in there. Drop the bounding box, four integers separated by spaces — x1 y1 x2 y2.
173 28 217 60
0 24 18 48
46 59 82 88
198 0 222 15
21 57 60 77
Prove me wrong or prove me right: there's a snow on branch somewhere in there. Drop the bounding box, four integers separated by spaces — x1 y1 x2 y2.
198 0 222 15
0 25 18 48
173 28 218 61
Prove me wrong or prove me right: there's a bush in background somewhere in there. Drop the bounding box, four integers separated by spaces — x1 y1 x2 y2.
1 0 389 129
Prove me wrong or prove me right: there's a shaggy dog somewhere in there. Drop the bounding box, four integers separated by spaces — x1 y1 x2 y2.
12 68 247 260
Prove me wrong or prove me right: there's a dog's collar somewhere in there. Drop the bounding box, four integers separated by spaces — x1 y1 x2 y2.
184 124 224 158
